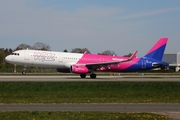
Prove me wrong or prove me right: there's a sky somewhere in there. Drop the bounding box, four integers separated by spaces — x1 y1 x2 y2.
0 0 180 57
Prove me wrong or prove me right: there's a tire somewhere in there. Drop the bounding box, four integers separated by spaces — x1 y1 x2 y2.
22 71 26 75
90 73 96 79
80 74 86 78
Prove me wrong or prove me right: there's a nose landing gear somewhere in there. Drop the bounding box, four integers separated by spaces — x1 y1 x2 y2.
22 66 27 75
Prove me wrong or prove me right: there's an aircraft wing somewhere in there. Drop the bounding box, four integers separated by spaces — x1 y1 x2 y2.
80 50 138 67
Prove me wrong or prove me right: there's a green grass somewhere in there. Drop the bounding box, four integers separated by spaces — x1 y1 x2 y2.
0 112 171 120
0 82 180 103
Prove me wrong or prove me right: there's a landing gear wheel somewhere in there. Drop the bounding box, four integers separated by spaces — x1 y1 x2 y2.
80 74 86 78
22 71 26 75
90 73 96 79
22 66 27 75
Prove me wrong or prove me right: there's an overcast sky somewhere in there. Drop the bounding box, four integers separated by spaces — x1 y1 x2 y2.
1 0 180 56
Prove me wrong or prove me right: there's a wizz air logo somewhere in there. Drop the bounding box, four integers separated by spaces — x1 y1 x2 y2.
33 52 56 62
112 58 126 61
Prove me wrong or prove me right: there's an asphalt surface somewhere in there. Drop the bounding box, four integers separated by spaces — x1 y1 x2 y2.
0 75 180 82
0 103 180 112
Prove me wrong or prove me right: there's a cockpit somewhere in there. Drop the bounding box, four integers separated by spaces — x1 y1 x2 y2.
5 52 21 64
11 53 20 56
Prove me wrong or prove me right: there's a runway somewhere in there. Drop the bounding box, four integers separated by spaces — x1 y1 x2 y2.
0 75 180 82
1 103 180 112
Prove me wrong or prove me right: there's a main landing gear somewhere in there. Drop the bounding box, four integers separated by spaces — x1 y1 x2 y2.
90 73 96 79
80 74 86 78
80 73 97 79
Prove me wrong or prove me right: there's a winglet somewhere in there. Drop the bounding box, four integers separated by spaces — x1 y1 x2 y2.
128 50 138 60
83 51 87 54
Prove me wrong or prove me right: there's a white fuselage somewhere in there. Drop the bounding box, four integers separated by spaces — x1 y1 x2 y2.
5 49 84 68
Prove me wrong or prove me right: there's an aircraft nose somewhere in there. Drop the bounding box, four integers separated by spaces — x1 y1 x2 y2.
5 55 12 63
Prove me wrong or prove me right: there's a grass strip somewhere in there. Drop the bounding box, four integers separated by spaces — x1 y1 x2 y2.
0 112 171 120
0 82 180 103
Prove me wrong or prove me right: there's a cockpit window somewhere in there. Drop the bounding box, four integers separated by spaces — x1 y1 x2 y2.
11 53 20 56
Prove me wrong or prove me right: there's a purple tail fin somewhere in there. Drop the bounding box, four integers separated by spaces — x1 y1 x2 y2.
144 38 168 61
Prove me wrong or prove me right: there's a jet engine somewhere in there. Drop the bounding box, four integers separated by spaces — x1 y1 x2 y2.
71 65 89 74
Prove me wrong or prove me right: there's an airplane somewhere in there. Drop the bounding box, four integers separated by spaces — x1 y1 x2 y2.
5 38 168 79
